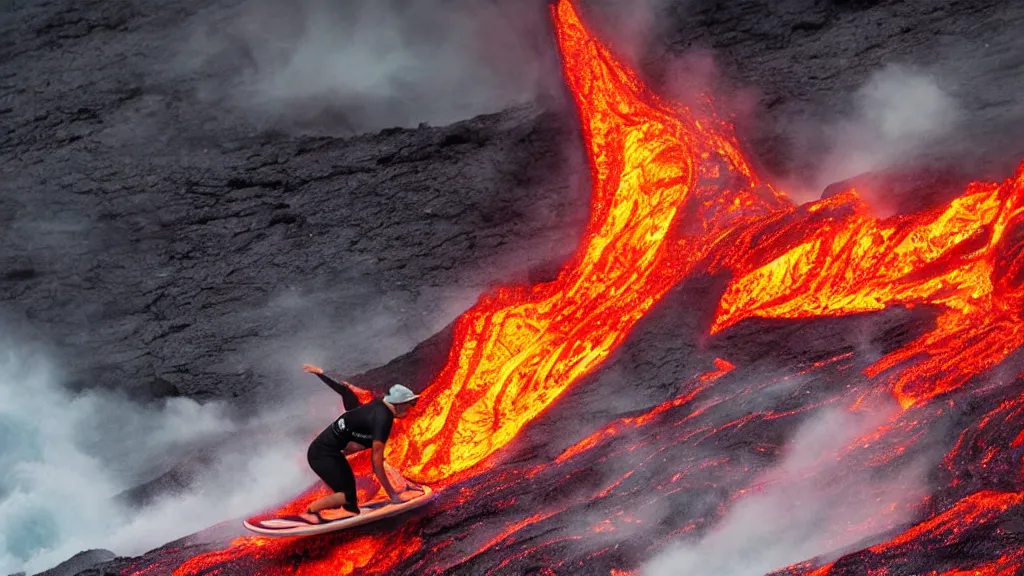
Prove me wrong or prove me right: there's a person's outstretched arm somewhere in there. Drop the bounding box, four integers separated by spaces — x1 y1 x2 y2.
303 364 362 411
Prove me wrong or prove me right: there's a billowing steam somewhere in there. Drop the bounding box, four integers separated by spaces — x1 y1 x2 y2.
815 64 960 187
0 337 312 575
173 0 687 136
178 0 559 135
641 404 935 576
771 64 963 204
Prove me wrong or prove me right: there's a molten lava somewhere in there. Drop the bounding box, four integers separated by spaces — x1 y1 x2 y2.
135 0 1024 575
709 176 1024 408
384 0 786 485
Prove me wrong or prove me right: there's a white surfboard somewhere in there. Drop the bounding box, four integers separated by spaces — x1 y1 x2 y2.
242 486 435 537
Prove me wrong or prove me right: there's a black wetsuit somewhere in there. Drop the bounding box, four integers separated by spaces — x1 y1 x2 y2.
312 373 362 412
306 374 394 510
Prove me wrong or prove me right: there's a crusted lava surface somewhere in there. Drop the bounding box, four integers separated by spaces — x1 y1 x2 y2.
4 1 1024 576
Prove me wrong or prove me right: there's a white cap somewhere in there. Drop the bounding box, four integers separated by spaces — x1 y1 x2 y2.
384 384 420 405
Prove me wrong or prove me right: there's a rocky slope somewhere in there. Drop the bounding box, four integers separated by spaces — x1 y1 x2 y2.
3 0 1024 575
4 0 1023 402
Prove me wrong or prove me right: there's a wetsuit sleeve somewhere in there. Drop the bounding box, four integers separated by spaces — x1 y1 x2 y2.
314 373 363 411
372 410 394 444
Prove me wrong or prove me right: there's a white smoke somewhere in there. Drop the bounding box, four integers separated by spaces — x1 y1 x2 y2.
178 0 560 134
581 0 671 65
790 64 962 202
173 0 691 136
100 437 309 554
0 339 314 576
246 284 480 383
640 404 933 576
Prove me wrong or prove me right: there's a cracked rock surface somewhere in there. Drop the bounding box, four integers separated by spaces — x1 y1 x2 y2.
1 3 587 399
4 0 1024 403
4 0 1024 575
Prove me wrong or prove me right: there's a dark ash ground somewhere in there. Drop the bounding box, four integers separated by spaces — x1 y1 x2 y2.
3 0 1024 575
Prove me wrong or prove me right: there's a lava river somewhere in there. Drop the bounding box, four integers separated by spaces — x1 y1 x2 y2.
123 0 1024 575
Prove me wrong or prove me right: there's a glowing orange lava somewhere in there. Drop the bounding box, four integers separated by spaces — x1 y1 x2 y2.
141 0 1024 575
382 0 785 485
798 491 1024 576
710 173 1024 408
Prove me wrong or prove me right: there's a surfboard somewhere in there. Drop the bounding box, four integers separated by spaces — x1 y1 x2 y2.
242 486 435 537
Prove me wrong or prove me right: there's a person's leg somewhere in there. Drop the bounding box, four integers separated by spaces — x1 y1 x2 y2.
303 449 360 523
300 493 351 523
304 491 355 516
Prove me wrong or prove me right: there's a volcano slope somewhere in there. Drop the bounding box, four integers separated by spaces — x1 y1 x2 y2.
5 0 1024 575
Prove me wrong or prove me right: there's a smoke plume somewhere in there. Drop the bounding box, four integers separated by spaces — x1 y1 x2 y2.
784 64 962 203
640 403 935 576
0 337 313 575
177 0 561 135
173 0 690 136
823 65 959 178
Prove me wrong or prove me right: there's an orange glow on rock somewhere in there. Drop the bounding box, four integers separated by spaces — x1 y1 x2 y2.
136 1 1024 575
795 492 1024 576
710 173 1024 408
385 0 783 484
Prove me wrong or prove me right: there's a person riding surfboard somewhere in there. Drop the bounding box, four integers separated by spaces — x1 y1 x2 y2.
295 364 422 525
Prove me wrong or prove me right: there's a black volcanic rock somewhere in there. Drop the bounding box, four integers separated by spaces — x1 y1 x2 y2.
32 550 115 576
5 0 1024 575
654 0 1024 180
0 94 587 402
819 166 976 215
4 0 1024 405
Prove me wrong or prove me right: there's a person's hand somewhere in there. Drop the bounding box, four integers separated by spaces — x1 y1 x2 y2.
303 364 324 375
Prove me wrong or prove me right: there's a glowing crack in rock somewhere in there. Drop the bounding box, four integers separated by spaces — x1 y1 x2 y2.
149 0 1024 574
384 0 785 485
710 175 1024 408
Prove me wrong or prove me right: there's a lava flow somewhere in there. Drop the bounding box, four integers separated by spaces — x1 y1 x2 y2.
707 172 1024 408
133 0 1024 575
385 0 787 485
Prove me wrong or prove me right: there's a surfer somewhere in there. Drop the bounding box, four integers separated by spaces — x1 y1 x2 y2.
296 364 421 525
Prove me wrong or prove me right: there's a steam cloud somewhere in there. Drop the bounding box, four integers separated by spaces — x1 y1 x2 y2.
249 284 481 382
640 404 935 576
581 0 672 64
178 0 560 135
816 65 960 184
0 337 314 575
774 64 962 204
174 0 686 136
